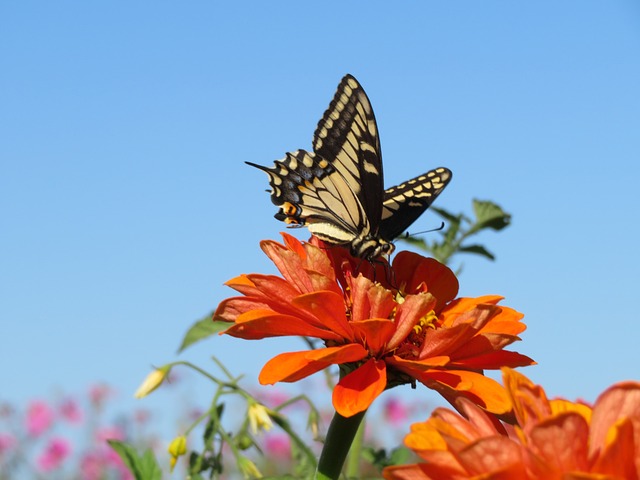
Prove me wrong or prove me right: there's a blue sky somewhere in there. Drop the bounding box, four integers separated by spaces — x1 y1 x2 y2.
2 1 639 421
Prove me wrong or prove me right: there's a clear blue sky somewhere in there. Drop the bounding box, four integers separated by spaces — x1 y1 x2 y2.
2 1 639 417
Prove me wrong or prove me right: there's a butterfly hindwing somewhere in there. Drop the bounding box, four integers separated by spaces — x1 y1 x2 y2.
246 149 366 245
380 167 453 241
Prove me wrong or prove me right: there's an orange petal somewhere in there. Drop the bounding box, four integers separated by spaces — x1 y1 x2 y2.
302 240 338 281
260 238 315 293
589 381 640 453
214 296 270 322
382 464 434 480
350 318 396 353
333 359 387 417
388 292 436 350
291 291 353 341
421 306 497 359
280 232 306 258
456 436 527 478
392 252 459 309
528 412 590 472
350 275 395 322
225 309 344 341
259 344 368 384
450 350 535 370
419 369 513 415
591 417 637 478
247 274 302 303
387 355 451 371
502 368 552 427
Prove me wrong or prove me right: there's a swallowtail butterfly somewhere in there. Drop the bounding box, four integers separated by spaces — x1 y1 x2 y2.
247 74 452 261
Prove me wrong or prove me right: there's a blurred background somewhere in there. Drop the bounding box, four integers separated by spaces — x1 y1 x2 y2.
2 0 639 473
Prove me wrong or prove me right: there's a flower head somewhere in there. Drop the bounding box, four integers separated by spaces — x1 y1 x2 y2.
248 402 274 435
216 234 533 417
26 400 54 437
383 368 640 480
36 437 72 472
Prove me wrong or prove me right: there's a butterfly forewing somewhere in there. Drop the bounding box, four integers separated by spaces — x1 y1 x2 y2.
312 74 384 233
379 167 452 241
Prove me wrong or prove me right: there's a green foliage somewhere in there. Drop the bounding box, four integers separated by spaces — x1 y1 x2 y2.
362 446 413 470
401 199 511 270
108 440 162 480
178 314 229 353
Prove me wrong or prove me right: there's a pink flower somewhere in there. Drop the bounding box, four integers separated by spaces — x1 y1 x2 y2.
59 397 83 423
36 437 71 472
79 452 103 480
96 426 125 443
383 397 411 425
265 434 291 459
0 433 15 455
26 400 54 437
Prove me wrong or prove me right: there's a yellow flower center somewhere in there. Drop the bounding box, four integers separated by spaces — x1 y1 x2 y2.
412 310 438 335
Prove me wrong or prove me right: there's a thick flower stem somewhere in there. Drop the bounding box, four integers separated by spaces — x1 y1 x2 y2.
316 410 367 480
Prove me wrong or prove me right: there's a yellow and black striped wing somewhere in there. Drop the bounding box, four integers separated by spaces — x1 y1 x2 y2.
380 167 452 241
247 74 453 259
246 149 367 245
311 74 384 234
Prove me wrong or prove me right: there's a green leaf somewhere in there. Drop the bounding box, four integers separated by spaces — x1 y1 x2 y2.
458 244 496 261
178 314 229 353
431 206 463 225
472 199 511 231
387 447 413 466
107 440 162 480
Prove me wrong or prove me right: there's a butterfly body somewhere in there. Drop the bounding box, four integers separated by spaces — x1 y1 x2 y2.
247 75 452 261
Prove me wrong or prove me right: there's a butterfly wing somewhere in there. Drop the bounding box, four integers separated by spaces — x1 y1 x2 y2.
246 149 367 245
379 167 452 241
312 74 384 235
247 74 384 246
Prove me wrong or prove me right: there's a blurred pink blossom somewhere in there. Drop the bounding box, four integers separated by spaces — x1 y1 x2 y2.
79 452 103 480
36 437 71 472
255 390 290 409
382 397 410 425
96 426 125 443
59 397 83 423
0 433 16 455
26 400 54 436
264 433 290 459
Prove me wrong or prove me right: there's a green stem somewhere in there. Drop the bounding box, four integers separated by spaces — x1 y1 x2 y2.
345 416 365 478
316 410 367 480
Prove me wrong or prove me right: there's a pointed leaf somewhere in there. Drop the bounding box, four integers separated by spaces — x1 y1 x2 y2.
107 440 162 480
178 314 228 353
472 200 511 231
432 206 464 225
458 244 496 261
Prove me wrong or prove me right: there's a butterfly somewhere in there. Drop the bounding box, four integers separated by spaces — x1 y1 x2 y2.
247 74 452 261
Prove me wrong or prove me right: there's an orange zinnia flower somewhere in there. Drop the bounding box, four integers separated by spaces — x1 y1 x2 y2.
383 368 640 480
215 233 533 417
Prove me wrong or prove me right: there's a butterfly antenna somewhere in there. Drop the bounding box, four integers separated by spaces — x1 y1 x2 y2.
403 222 445 239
